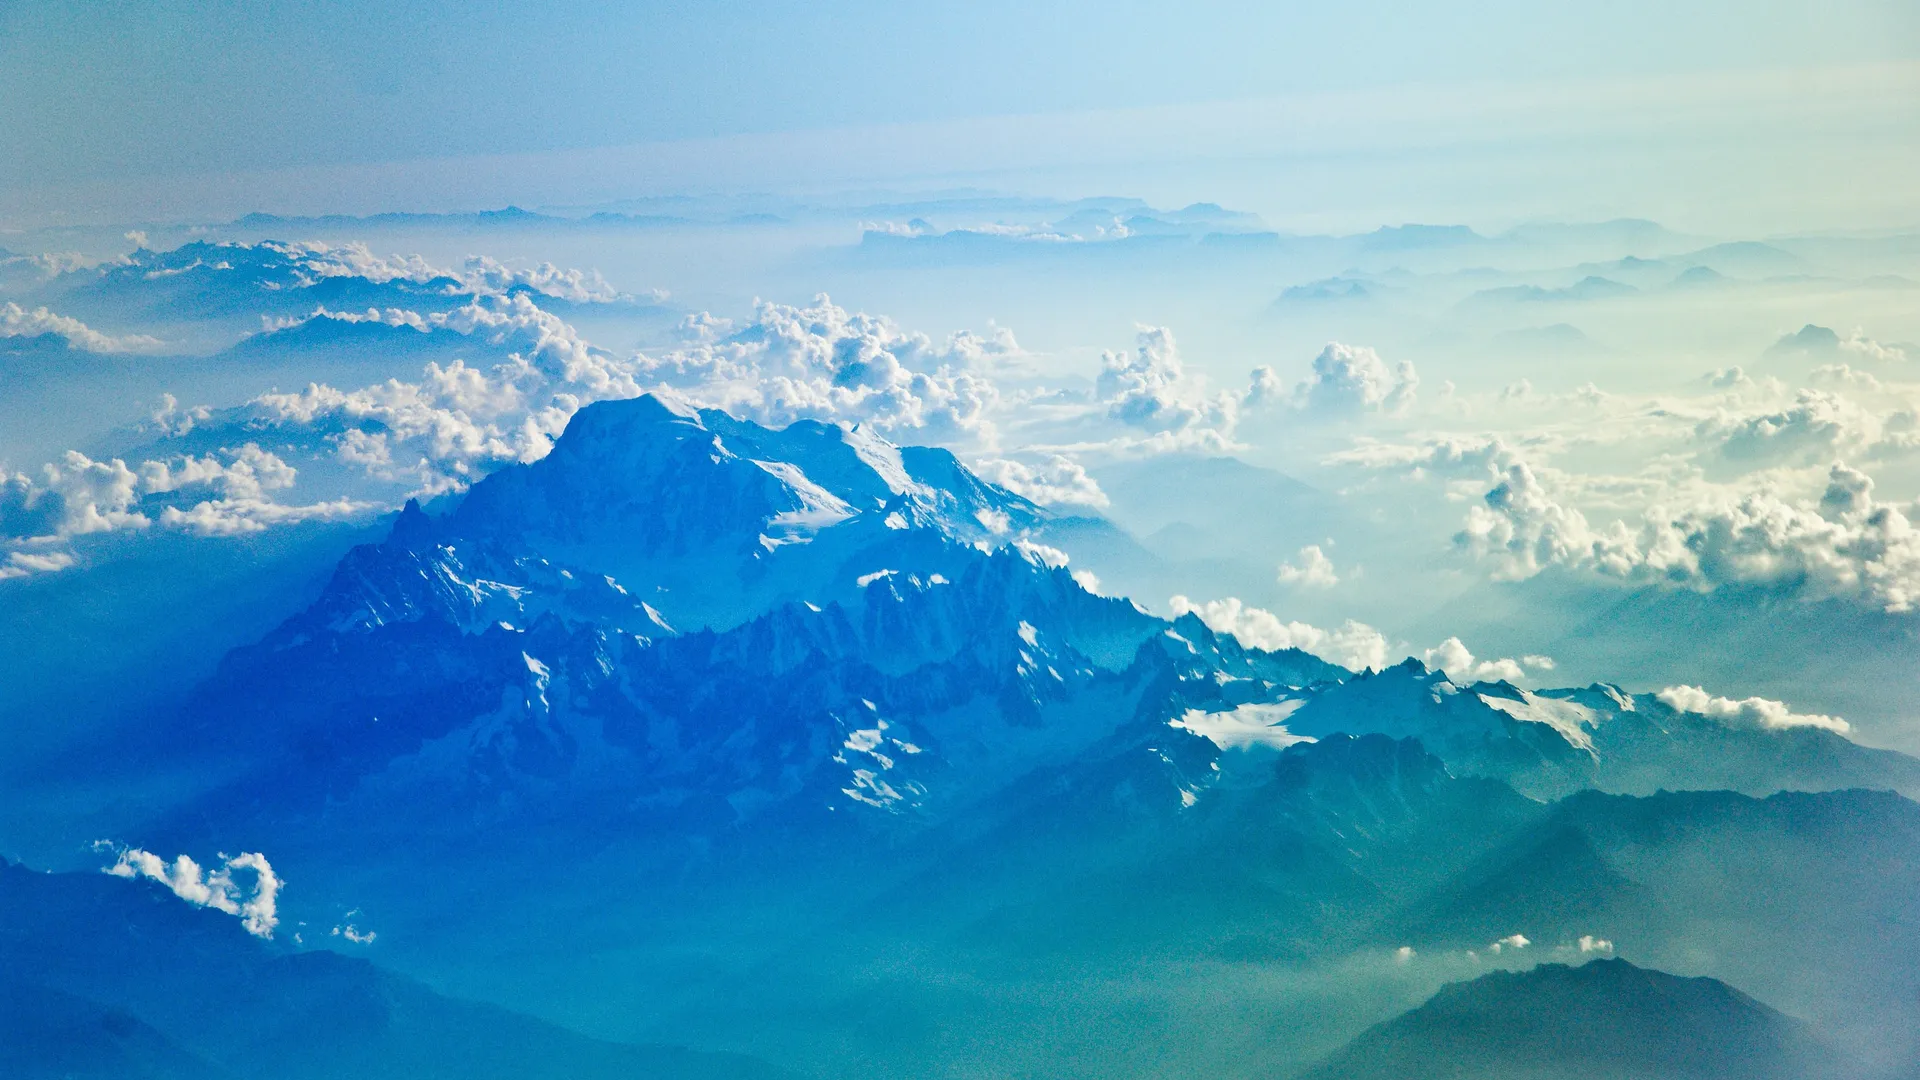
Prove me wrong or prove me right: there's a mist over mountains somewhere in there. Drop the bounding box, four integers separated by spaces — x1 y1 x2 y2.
1 386 1915 1077
6 0 1918 1069
3 197 1918 1078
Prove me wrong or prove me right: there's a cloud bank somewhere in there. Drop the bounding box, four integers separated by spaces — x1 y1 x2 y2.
1655 685 1850 734
1458 460 1920 612
2 302 160 352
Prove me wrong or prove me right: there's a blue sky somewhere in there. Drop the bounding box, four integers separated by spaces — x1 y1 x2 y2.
2 0 1916 227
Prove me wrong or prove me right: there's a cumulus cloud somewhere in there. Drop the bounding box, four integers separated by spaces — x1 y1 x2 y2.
629 295 1002 443
1457 460 1920 612
1487 933 1530 954
99 844 283 938
0 445 363 577
1701 389 1888 464
1707 366 1756 391
1277 544 1339 587
1169 595 1389 672
971 455 1109 508
1097 327 1231 435
1 302 160 352
1052 326 1285 454
119 293 655 510
1655 685 1850 734
1809 364 1884 392
272 292 637 398
1293 342 1418 414
1456 460 1629 581
7 293 1088 577
454 254 629 305
1418 637 1553 684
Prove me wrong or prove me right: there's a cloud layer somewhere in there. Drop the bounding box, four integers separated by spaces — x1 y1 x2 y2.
1458 461 1920 612
1655 684 1850 734
2 302 160 352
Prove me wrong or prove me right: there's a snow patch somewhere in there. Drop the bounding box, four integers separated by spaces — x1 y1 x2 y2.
1477 690 1599 752
1169 701 1313 751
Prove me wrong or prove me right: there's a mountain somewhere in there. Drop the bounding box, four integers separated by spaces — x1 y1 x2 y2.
49 394 1920 1079
1465 275 1638 305
1300 958 1853 1080
852 733 1545 962
33 241 471 326
1388 786 1920 1072
129 394 1342 864
0 982 229 1080
0 860 794 1080
1088 453 1344 570
1283 660 1920 801
1675 241 1809 278
23 239 648 346
1361 224 1486 252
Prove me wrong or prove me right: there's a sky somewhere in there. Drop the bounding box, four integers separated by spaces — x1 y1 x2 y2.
2 0 1917 230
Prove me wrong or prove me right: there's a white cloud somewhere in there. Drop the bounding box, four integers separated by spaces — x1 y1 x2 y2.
1773 324 1908 364
1418 637 1538 684
100 844 283 938
1097 326 1231 436
1578 935 1615 955
455 254 629 305
0 445 365 576
1294 342 1418 414
972 455 1109 508
1 302 160 352
1458 460 1920 613
1837 327 1910 364
1809 364 1884 392
1169 595 1389 672
629 295 1002 444
1702 389 1884 464
1655 684 1850 734
1456 460 1629 581
1707 366 1755 390
1069 326 1281 454
1487 933 1530 954
159 294 653 505
1277 544 1339 587
0 549 75 579
272 292 637 398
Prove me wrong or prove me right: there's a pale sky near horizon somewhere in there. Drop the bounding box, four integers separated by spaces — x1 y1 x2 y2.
2 0 1917 230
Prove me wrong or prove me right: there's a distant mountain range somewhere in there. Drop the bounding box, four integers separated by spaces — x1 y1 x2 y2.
14 393 1920 1077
